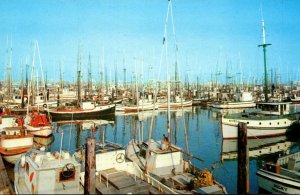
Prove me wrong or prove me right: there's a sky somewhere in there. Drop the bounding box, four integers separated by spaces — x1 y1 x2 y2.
0 0 300 85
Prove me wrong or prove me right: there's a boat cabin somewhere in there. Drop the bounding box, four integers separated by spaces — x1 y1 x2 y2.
17 150 81 194
138 140 184 176
0 115 19 130
80 101 96 110
256 102 290 115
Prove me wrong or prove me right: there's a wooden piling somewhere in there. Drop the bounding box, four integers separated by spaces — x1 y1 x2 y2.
84 138 96 195
237 122 249 194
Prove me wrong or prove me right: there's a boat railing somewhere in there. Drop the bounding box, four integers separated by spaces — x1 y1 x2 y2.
223 112 297 120
277 151 300 166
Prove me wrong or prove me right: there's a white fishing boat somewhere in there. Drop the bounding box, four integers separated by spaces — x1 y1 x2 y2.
74 140 163 194
0 114 34 164
126 139 227 194
116 100 158 113
221 102 299 139
256 151 300 193
14 149 83 194
158 96 193 109
210 92 256 109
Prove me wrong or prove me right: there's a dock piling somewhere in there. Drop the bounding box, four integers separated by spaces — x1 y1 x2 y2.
237 122 249 194
84 137 96 194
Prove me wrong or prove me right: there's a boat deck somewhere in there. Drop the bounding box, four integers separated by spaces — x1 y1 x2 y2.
0 155 14 194
95 168 161 194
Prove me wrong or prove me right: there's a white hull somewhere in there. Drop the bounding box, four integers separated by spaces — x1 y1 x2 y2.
222 116 293 139
257 169 300 193
24 125 53 137
158 100 193 109
211 101 256 109
116 103 158 112
3 153 24 164
0 136 33 151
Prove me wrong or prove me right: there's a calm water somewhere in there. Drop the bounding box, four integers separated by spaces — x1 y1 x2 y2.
7 105 300 194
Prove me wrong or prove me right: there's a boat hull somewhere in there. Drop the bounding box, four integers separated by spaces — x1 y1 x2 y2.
211 101 256 109
49 104 115 121
25 125 53 137
158 100 193 109
221 116 293 139
257 169 300 193
0 135 34 156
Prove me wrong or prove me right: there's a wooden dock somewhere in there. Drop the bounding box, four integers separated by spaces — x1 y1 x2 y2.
0 155 14 194
95 168 161 194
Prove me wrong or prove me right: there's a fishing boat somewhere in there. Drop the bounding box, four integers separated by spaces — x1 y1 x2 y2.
48 101 116 121
221 16 300 139
158 96 193 109
24 112 53 137
221 102 299 139
125 1 226 192
74 140 163 194
256 151 300 193
0 114 34 164
126 139 227 194
116 99 158 113
14 148 83 194
210 92 256 109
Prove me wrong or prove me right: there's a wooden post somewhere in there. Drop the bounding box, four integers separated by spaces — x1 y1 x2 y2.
84 137 96 194
237 122 249 194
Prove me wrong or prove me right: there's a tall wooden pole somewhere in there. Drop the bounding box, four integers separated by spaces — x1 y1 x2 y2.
237 122 249 194
84 138 96 194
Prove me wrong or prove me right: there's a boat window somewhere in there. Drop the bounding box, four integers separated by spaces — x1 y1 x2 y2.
247 121 249 124
277 122 279 125
269 122 271 125
259 122 261 125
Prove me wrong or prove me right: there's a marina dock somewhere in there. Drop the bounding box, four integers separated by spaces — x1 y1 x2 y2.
0 155 14 194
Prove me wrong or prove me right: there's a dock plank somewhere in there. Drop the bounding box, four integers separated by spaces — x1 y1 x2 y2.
0 155 14 194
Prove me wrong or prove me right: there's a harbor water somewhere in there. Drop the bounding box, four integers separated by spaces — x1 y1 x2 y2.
5 105 300 194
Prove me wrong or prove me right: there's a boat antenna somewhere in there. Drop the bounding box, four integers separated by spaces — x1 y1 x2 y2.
258 5 271 102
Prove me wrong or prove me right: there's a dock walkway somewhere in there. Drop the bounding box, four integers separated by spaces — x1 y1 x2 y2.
95 168 161 194
0 155 14 194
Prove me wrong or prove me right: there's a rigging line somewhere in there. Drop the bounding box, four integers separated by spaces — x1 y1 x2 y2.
180 81 190 161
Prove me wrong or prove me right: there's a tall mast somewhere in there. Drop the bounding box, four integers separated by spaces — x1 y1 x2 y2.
88 53 92 99
258 16 271 102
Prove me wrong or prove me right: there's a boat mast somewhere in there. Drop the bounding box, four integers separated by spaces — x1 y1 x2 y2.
77 45 82 104
258 15 271 102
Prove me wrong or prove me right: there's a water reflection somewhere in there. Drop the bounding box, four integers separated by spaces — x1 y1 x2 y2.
221 135 294 160
18 106 299 194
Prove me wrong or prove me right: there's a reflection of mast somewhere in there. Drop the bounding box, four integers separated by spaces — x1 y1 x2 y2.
122 116 126 146
173 112 177 145
114 117 117 143
76 124 81 150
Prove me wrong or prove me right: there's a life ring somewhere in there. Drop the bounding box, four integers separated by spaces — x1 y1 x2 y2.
62 163 75 178
116 153 125 163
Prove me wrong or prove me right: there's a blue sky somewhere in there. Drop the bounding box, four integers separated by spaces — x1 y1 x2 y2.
0 0 299 85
